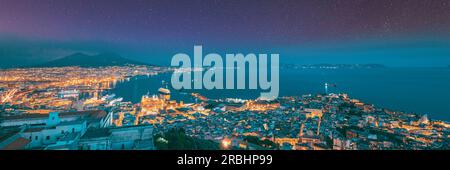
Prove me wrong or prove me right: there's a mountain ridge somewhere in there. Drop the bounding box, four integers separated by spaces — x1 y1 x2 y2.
30 53 153 68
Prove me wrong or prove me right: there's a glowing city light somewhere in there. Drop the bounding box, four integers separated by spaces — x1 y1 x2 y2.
222 138 231 149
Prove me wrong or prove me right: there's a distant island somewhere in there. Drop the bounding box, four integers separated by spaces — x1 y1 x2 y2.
30 52 152 68
281 64 386 69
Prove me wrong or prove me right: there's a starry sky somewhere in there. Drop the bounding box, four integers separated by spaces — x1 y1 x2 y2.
0 0 450 67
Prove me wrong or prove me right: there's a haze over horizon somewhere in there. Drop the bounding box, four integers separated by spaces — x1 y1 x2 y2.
1 0 450 67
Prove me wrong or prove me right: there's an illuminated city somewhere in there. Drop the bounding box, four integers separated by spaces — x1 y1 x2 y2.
0 64 448 150
1 5 450 170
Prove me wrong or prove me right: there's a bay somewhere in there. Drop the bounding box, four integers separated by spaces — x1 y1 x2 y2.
111 67 450 121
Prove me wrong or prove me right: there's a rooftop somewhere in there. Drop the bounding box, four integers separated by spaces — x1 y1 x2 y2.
24 127 46 133
80 128 111 139
0 127 21 141
1 137 30 150
0 110 107 121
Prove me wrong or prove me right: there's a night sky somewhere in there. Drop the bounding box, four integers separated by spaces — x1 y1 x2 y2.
1 0 450 67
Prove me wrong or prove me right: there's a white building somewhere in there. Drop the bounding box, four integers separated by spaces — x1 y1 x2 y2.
17 112 87 149
0 110 113 128
0 110 113 150
78 125 154 150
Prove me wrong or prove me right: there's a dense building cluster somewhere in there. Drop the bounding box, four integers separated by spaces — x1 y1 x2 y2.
0 66 449 150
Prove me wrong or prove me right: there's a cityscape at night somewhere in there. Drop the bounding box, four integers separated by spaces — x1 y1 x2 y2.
0 0 450 167
0 64 449 150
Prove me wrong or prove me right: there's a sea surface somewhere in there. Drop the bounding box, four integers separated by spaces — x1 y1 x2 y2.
111 67 450 121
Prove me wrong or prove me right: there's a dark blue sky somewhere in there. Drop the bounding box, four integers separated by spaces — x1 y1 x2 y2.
0 0 450 67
